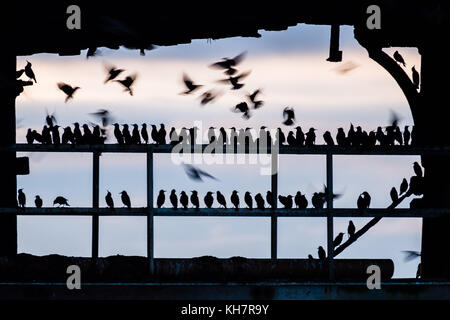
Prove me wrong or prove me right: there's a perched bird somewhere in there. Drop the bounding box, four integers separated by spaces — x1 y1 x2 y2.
403 126 411 146
412 66 420 89
86 47 100 58
318 246 326 260
18 189 26 208
216 191 227 208
244 192 253 209
312 192 325 209
25 61 37 83
113 123 124 144
180 73 202 94
120 191 131 208
122 124 132 145
26 129 34 144
73 122 82 144
141 123 149 144
390 187 399 203
105 191 114 209
41 125 52 144
393 51 406 67
34 195 43 208
231 190 240 210
182 163 218 182
115 74 137 95
295 126 305 146
282 107 295 126
157 124 167 144
266 191 274 208
180 191 189 210
294 191 308 209
204 192 214 208
333 232 344 247
255 193 265 210
131 124 141 144
190 191 199 210
278 195 293 209
16 69 25 79
305 128 316 146
323 131 335 146
308 254 314 261
104 65 124 83
357 191 371 209
157 190 166 208
400 178 408 195
51 125 60 145
169 189 178 209
347 220 356 238
53 196 69 207
151 125 159 144
247 89 264 109
275 128 286 146
413 161 423 177
233 102 251 119
287 131 297 146
336 128 347 146
57 82 80 102
81 124 93 144
62 126 74 144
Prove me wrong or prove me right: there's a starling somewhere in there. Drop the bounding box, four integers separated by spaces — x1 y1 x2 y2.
53 196 69 207
62 126 74 144
170 189 178 209
295 126 305 146
157 190 166 208
333 232 344 247
25 61 37 83
278 195 293 209
312 192 325 209
158 124 167 144
390 187 399 203
282 107 295 126
210 52 246 73
73 123 82 144
393 51 406 67
141 124 149 144
104 65 124 83
255 193 265 210
113 123 124 144
120 191 131 208
180 73 203 94
348 220 356 238
35 195 43 208
105 191 114 209
231 190 239 210
216 191 227 208
266 191 274 208
400 178 408 195
413 161 423 177
244 192 253 209
403 126 411 146
336 128 346 146
51 125 61 145
115 74 137 96
26 129 34 144
190 191 199 210
122 124 132 145
57 82 80 102
204 192 214 208
323 131 335 146
131 124 141 144
294 191 308 209
412 66 420 89
247 88 264 109
287 131 297 146
305 128 316 146
18 189 26 208
357 191 371 209
318 246 326 260
180 191 189 210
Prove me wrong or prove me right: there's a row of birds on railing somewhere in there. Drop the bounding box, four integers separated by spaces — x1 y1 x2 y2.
25 122 418 147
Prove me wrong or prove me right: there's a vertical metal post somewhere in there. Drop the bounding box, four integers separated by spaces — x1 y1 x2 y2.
147 151 154 273
271 149 278 260
326 152 335 280
92 152 100 259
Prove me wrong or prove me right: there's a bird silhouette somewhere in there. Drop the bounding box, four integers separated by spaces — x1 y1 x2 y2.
113 123 124 144
199 89 222 105
357 191 371 209
104 65 124 83
73 122 82 144
57 82 80 102
412 66 420 89
282 107 295 126
182 163 218 182
181 73 203 94
204 192 214 208
18 189 26 208
122 124 132 145
287 131 297 146
51 126 60 145
333 232 344 247
233 102 251 119
255 193 265 210
35 195 43 208
41 125 52 144
278 195 293 209
169 189 178 209
402 250 421 262
308 254 314 261
393 50 406 67
89 109 113 127
276 128 286 146
323 131 335 146
318 246 326 260
231 190 239 210
390 187 399 203
305 128 316 146
218 71 251 90
131 124 141 144
82 124 93 144
403 126 411 146
141 124 149 144
151 125 159 144
244 192 253 209
157 190 166 208
115 74 137 95
295 126 305 146
247 89 264 109
53 196 69 207
120 191 131 208
26 129 34 144
413 161 423 177
348 220 355 238
86 47 100 58
180 191 189 210
190 191 200 210
158 124 167 144
25 61 37 83
105 191 114 209
210 52 247 74
336 128 347 146
266 191 275 209
16 69 25 79
216 191 227 208
61 127 74 144
400 178 408 195
312 192 325 209
294 191 308 209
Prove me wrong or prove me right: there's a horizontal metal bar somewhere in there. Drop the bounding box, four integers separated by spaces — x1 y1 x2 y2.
3 207 450 217
9 144 450 155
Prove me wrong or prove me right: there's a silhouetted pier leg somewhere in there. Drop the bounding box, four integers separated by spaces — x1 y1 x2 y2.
92 152 100 258
271 150 278 260
326 152 334 280
147 151 154 273
0 52 17 256
419 45 450 279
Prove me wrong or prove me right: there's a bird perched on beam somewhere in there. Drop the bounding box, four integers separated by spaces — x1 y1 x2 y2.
323 131 335 146
266 191 274 209
35 195 43 208
278 195 293 209
390 187 399 203
18 189 26 208
218 71 251 90
255 193 265 210
294 191 308 209
180 191 189 210
53 196 69 207
157 190 166 208
209 52 246 75
170 189 178 209
400 178 408 195
412 66 420 90
105 191 114 209
393 51 406 67
318 246 326 261
347 220 355 238
231 190 239 210
357 191 371 209
216 191 227 208
57 82 80 102
333 232 344 247
120 191 131 208
204 192 214 209
413 161 423 177
25 61 37 83
190 191 199 210
244 192 253 210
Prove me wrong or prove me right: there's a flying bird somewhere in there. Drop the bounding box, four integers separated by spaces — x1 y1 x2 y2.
182 163 218 182
209 51 247 74
104 65 124 83
180 73 203 94
233 102 251 119
57 82 80 102
120 191 131 208
115 74 137 95
199 89 222 105
218 71 251 90
282 107 295 126
393 51 406 67
89 109 113 127
247 89 264 109
25 61 37 83
402 250 421 262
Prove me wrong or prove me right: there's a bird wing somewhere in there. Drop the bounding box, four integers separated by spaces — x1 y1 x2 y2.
235 70 251 81
402 250 421 262
57 83 72 95
231 51 247 66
